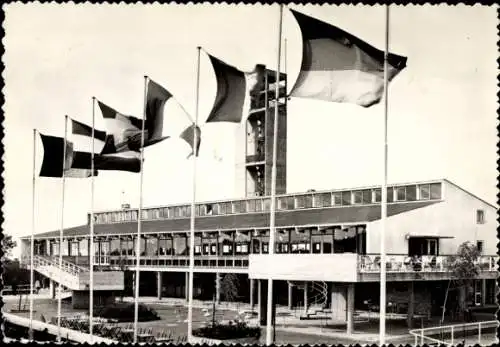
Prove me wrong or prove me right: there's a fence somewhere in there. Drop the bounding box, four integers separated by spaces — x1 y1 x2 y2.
409 320 499 346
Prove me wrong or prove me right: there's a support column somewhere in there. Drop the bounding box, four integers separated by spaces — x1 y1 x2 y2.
185 272 189 301
157 272 162 300
407 281 415 328
215 273 221 304
257 279 262 323
303 282 308 315
331 283 347 322
481 279 486 306
288 282 293 310
346 283 355 335
250 279 255 310
50 279 56 299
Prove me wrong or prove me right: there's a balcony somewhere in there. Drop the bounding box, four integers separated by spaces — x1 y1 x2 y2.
108 255 249 272
246 153 265 163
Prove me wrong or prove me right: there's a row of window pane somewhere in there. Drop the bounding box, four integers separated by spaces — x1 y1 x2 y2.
93 183 442 224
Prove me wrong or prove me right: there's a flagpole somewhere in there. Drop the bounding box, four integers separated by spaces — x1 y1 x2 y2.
29 128 37 341
89 97 96 343
133 75 148 344
266 4 283 345
187 45 201 343
379 5 390 346
57 115 68 342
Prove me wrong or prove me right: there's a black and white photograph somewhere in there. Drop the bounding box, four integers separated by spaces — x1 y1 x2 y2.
1 3 498 345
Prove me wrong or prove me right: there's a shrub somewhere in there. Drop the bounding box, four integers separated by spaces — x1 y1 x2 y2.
193 320 260 340
94 302 160 322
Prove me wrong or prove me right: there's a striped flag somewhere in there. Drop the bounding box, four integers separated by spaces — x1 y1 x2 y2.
38 133 97 178
289 9 407 107
70 118 142 173
205 54 266 123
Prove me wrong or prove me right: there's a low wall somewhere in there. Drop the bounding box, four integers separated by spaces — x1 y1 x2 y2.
3 312 114 344
72 290 116 309
190 335 259 345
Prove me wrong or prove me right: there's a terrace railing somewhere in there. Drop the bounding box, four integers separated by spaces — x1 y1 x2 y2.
358 254 497 273
108 255 249 268
409 320 499 346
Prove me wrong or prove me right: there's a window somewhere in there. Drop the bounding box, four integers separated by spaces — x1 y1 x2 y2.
418 184 430 200
194 246 201 255
430 183 442 199
476 210 485 224
395 187 406 201
222 244 231 254
332 193 342 205
406 185 417 201
211 244 217 254
315 193 331 207
341 191 351 205
476 240 484 254
352 191 363 204
372 189 381 203
362 190 371 204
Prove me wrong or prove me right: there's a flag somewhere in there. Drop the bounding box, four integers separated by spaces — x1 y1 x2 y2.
70 118 142 173
180 123 201 158
145 79 172 146
289 9 407 107
205 54 265 123
38 133 96 178
97 100 169 153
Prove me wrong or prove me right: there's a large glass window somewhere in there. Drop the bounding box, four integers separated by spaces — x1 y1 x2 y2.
430 183 442 199
406 185 417 201
314 193 331 207
372 189 381 203
395 186 406 201
352 191 363 204
341 191 351 205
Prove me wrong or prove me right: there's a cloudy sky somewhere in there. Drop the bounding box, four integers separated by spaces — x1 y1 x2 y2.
3 4 497 256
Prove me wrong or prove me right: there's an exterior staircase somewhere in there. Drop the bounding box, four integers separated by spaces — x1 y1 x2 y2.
30 255 124 291
289 281 330 320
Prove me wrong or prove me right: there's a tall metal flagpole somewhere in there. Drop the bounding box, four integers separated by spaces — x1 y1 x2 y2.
379 5 390 345
266 4 283 345
133 76 148 344
57 115 68 342
187 46 201 343
89 97 97 343
29 129 37 341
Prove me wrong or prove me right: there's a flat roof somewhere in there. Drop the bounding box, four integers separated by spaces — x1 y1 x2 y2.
27 200 440 240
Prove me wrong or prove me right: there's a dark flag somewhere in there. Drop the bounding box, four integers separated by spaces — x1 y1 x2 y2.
180 124 201 158
145 79 172 146
289 9 407 107
39 133 96 178
205 54 265 123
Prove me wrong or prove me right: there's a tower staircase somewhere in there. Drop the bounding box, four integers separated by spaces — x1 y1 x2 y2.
288 280 330 320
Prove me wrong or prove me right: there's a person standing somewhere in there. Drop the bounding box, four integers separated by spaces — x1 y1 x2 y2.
35 279 41 294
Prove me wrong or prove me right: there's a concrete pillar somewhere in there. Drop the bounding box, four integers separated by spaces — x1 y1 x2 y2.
288 282 293 310
481 279 487 306
303 282 308 315
215 273 221 304
331 284 347 322
346 283 355 335
50 280 56 299
407 281 415 328
250 279 254 309
185 272 189 301
157 272 162 300
257 280 262 323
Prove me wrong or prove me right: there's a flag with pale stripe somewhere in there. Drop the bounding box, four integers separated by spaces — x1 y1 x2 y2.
70 118 142 173
205 54 266 123
145 79 172 146
290 9 407 107
39 133 97 178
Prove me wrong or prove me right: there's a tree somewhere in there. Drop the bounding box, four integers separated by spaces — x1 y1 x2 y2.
2 234 17 258
210 273 240 326
441 241 481 323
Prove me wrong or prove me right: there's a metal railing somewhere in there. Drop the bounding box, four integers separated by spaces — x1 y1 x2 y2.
33 255 89 276
409 320 499 346
108 255 249 268
358 254 497 273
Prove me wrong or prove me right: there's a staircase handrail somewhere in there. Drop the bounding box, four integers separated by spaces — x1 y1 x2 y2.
34 255 89 276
